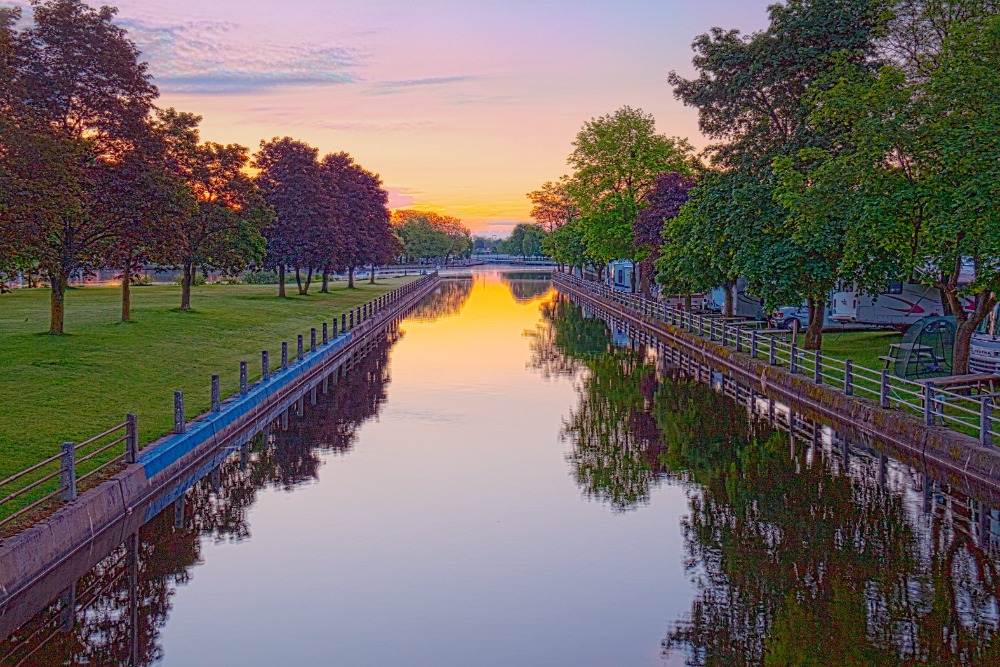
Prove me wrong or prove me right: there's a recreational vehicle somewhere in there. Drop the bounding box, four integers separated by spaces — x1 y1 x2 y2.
608 260 635 292
831 281 973 329
970 303 1000 374
709 277 765 320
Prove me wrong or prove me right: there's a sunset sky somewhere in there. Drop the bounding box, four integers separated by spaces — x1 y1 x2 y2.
11 0 773 234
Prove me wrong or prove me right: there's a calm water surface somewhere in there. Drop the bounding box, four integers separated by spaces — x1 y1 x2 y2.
3 270 1000 665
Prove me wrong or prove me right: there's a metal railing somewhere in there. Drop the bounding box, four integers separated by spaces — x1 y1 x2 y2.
0 274 438 532
0 416 137 530
554 272 998 447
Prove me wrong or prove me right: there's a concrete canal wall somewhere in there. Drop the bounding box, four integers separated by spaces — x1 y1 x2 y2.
555 276 1000 490
0 273 441 610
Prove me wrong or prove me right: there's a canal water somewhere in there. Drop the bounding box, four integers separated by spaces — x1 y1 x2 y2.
3 270 1000 665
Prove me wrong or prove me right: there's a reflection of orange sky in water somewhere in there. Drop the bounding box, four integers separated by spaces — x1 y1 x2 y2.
395 272 555 386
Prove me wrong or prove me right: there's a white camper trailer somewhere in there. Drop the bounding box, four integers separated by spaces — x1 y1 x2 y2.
971 303 1000 374
710 278 765 320
831 281 973 329
608 260 634 292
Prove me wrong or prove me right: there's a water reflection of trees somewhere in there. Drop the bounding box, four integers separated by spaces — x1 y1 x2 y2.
0 333 398 664
407 278 473 321
562 350 667 512
663 430 1000 665
500 272 552 303
543 297 1000 663
531 297 668 510
527 297 610 379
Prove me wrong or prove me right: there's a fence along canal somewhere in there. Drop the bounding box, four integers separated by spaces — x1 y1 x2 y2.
0 324 404 663
0 273 440 605
554 272 1000 485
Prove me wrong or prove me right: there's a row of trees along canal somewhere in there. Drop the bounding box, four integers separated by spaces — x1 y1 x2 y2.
528 0 1000 374
0 0 472 334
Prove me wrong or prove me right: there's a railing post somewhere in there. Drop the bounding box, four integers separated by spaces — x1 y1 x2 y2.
60 442 76 501
262 350 270 381
211 375 221 411
297 335 304 360
814 351 822 384
844 360 853 396
981 396 994 447
125 413 138 464
769 338 776 366
709 319 716 342
880 369 890 408
341 314 347 332
174 391 185 434
790 339 798 374
323 322 328 345
735 326 743 353
751 330 758 359
240 362 248 396
924 382 936 426
349 311 354 329
281 342 288 370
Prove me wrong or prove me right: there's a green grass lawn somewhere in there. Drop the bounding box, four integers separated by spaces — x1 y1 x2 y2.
0 278 413 482
814 329 901 371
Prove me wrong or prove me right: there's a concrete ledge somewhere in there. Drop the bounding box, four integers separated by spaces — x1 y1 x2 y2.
0 274 441 612
557 278 1000 489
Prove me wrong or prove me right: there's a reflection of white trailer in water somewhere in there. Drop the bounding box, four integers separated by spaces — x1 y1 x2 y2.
831 281 973 329
971 303 1000 374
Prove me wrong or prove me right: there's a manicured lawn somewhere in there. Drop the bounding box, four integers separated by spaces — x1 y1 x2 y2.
0 279 413 481
814 329 901 371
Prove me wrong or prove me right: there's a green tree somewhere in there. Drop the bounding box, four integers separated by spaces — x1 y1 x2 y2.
2 0 157 333
163 112 271 310
778 10 1000 371
656 171 739 315
527 176 578 234
668 0 888 347
567 106 696 291
541 219 595 276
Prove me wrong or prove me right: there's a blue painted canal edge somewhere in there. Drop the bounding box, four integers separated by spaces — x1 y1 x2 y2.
0 274 441 610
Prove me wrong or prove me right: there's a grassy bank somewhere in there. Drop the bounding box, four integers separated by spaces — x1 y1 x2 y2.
0 279 413 480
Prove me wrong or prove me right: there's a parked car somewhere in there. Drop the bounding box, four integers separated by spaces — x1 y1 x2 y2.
971 303 1000 373
770 303 834 330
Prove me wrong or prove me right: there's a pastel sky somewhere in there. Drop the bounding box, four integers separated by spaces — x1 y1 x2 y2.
9 0 774 233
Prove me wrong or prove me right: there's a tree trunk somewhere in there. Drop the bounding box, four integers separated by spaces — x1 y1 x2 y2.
630 265 638 294
321 267 330 293
278 265 286 298
302 267 313 295
295 266 304 295
685 294 693 312
724 280 735 318
49 269 67 334
954 320 975 375
370 264 376 284
347 266 355 289
121 257 132 322
180 261 192 311
804 297 823 350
